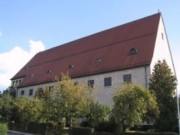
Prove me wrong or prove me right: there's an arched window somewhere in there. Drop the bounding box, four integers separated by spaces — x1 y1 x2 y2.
129 48 138 55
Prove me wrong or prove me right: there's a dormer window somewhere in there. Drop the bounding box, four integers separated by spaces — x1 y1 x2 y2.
96 58 102 64
129 48 138 55
68 64 75 69
47 69 52 73
30 74 34 78
25 67 29 70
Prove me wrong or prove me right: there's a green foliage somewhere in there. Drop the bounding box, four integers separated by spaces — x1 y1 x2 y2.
35 87 51 99
149 60 177 98
85 102 110 128
0 94 15 122
122 131 178 135
71 127 94 135
14 96 43 129
43 74 92 127
149 60 177 131
0 123 8 135
2 87 16 99
112 83 159 133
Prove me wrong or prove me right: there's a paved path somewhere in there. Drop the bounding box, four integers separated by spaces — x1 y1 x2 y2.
8 130 33 135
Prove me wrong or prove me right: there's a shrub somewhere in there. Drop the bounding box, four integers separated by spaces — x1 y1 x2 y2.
122 131 178 135
85 102 110 128
0 123 8 135
71 127 94 135
95 120 116 132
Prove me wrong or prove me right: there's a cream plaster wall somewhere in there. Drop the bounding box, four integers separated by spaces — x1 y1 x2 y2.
17 82 56 98
150 16 175 74
17 66 150 106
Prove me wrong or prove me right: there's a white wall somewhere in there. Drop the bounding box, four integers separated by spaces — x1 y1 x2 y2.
17 66 150 106
17 82 55 98
150 16 175 74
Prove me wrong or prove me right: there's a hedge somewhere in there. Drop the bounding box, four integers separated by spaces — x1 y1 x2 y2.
0 123 8 135
122 131 178 135
71 127 94 135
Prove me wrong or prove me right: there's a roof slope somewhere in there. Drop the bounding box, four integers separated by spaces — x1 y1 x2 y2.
12 13 161 87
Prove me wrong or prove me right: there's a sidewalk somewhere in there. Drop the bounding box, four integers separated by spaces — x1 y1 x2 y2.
8 130 34 135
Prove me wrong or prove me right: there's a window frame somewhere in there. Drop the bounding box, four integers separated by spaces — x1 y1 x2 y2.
123 74 132 83
29 89 33 96
88 80 94 88
104 77 112 87
21 90 25 95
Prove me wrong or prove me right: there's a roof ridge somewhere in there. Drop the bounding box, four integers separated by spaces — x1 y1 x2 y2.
41 13 161 53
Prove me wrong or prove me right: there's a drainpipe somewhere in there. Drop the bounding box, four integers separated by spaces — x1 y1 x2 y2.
144 66 148 88
176 87 180 135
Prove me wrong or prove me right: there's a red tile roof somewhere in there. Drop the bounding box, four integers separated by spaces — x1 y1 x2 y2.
12 13 161 88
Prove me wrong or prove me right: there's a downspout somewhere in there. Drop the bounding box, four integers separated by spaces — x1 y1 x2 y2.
144 66 148 88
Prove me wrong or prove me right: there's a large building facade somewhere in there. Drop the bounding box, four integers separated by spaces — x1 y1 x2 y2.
11 13 175 105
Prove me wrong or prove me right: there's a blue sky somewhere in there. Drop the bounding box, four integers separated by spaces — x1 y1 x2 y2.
0 0 180 91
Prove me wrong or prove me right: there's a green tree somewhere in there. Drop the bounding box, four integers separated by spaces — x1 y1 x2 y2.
2 87 16 99
112 83 159 133
149 60 177 131
85 102 110 128
43 74 92 127
35 87 51 99
14 96 43 130
0 94 15 122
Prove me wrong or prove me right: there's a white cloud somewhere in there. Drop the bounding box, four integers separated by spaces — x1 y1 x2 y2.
0 40 45 91
29 40 45 54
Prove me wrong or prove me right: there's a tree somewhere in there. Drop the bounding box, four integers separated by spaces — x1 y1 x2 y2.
149 60 177 131
112 83 159 133
0 94 15 122
85 102 110 128
14 96 43 130
0 87 16 99
35 87 51 99
43 74 92 127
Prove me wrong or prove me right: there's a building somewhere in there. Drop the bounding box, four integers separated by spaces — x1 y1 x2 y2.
11 13 175 106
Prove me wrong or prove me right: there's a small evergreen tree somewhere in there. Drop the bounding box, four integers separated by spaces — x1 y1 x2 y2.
149 60 177 131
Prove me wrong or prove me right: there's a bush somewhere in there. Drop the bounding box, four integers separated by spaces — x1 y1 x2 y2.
85 102 110 128
0 123 8 135
122 131 178 135
71 127 94 135
131 125 155 131
95 120 116 132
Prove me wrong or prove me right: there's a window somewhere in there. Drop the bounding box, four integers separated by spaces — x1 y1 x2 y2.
88 80 94 88
47 69 52 73
25 67 29 70
29 89 33 96
12 81 15 87
123 74 132 83
49 86 54 91
21 90 24 95
16 80 18 86
129 48 138 55
74 82 79 86
19 80 21 84
161 33 164 40
68 64 75 69
96 58 102 64
104 77 112 87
